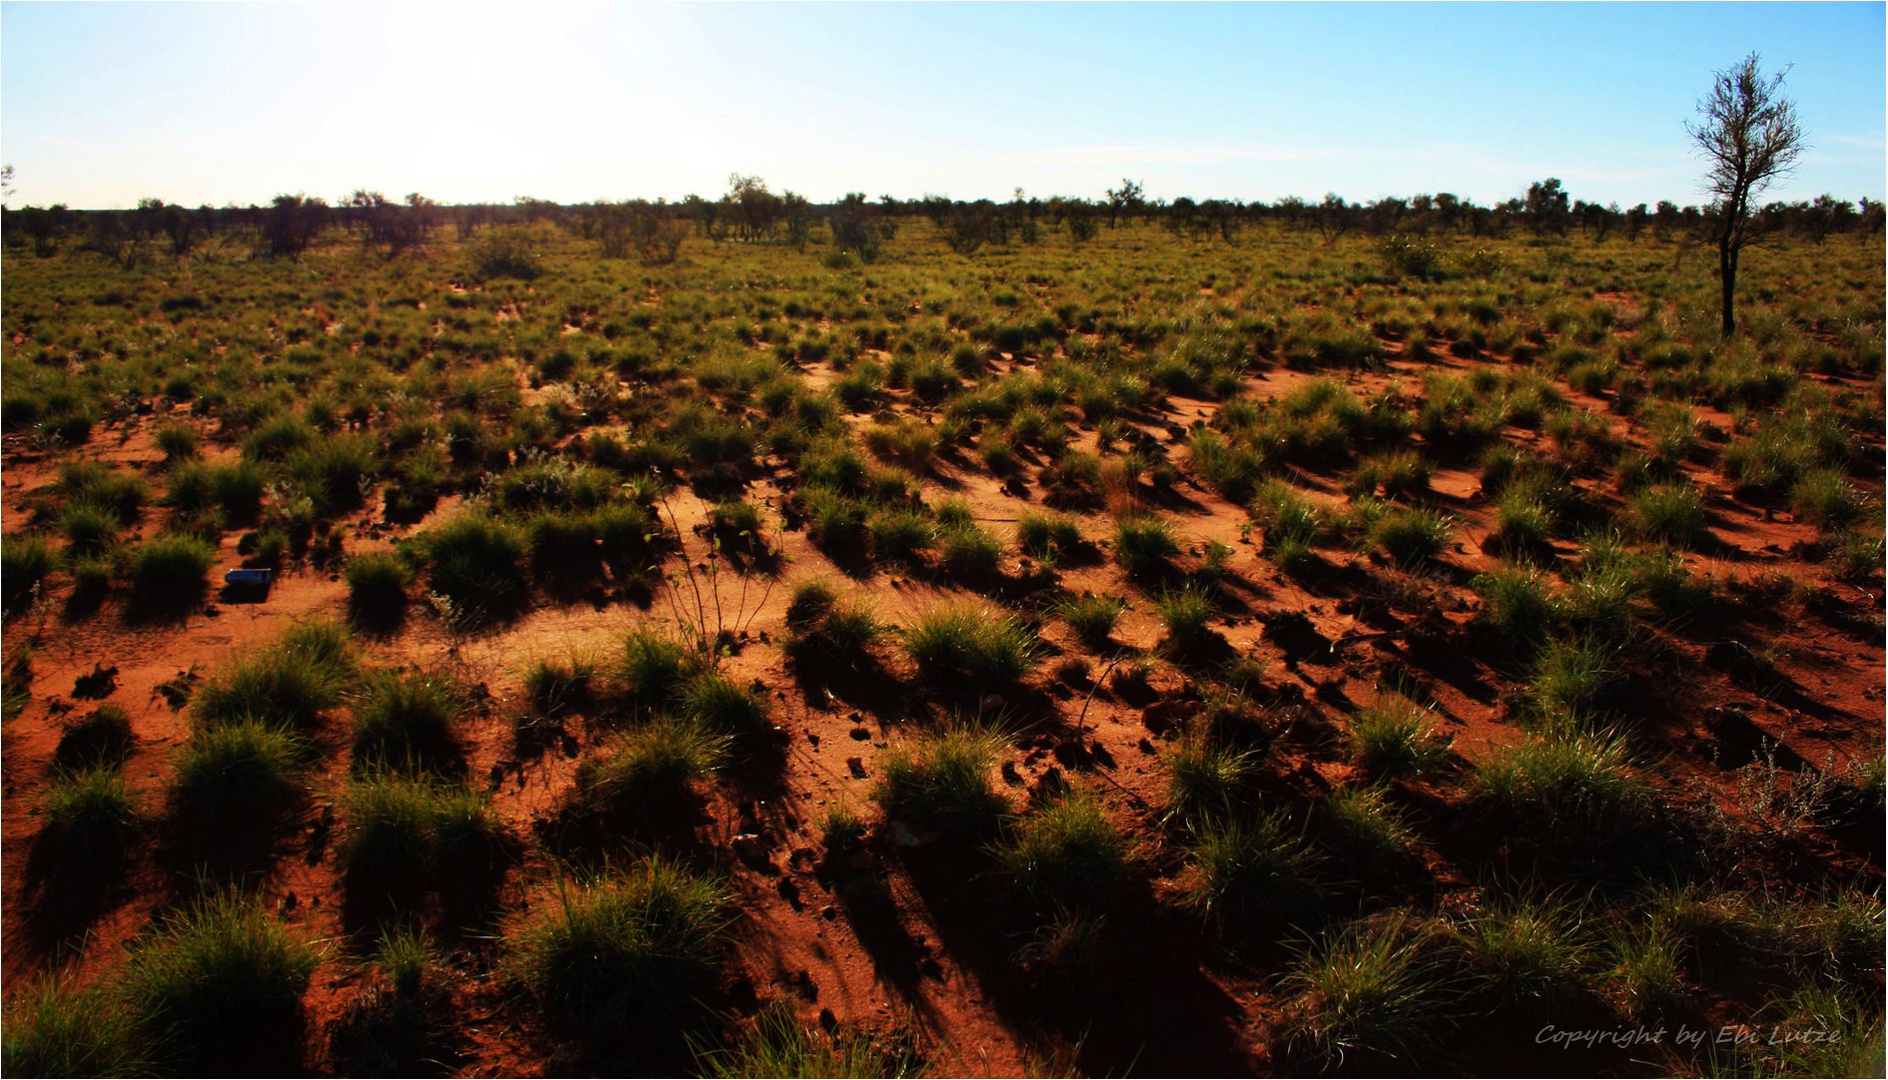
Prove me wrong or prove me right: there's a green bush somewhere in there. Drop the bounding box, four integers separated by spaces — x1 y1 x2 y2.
337 771 507 879
1347 697 1453 779
996 792 1132 908
43 765 142 853
1627 484 1707 547
873 726 1009 839
1 534 56 615
127 533 218 614
344 550 413 624
901 605 1039 690
419 511 529 620
1477 724 1644 831
120 889 320 1059
577 720 725 814
351 670 463 771
170 721 308 822
1055 592 1126 650
1281 913 1461 1069
680 673 773 738
2 978 152 1077
508 858 731 1019
1182 812 1323 934
1164 739 1255 833
1112 514 1180 579
1370 508 1453 566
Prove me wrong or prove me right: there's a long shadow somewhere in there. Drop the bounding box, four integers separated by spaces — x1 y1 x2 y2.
894 845 1256 1076
18 824 140 962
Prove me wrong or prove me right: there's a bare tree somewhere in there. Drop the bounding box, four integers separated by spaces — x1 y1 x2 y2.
1687 53 1806 338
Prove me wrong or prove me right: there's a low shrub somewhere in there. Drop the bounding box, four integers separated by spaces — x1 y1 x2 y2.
337 771 508 879
901 605 1039 690
127 533 218 614
1182 812 1323 934
508 858 732 1020
1112 514 1179 579
120 888 320 1062
1347 697 1453 779
873 726 1009 839
996 792 1133 909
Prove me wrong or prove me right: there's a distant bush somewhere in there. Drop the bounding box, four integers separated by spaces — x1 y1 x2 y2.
469 225 543 280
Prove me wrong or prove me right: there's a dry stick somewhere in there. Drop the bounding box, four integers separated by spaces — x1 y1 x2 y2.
1070 650 1153 811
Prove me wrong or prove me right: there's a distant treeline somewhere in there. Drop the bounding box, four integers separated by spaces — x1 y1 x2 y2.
5 173 1883 269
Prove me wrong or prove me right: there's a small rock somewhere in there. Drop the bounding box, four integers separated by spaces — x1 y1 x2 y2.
807 731 821 747
849 726 872 741
820 905 839 921
818 1007 838 1032
846 756 868 779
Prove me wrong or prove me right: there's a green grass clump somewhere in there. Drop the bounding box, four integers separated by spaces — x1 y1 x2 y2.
2 978 152 1077
418 510 529 621
2 534 57 615
337 771 508 879
169 721 308 822
153 422 201 463
194 621 357 731
1164 739 1256 833
1369 507 1453 566
508 858 732 1020
1791 468 1866 532
873 726 1009 840
1182 812 1323 934
1250 480 1331 575
1112 514 1180 578
59 500 123 556
1281 913 1461 1070
866 507 935 562
901 605 1039 690
1314 784 1418 864
1606 922 1684 1020
344 550 413 624
782 584 885 667
938 520 1004 576
1472 566 1559 645
351 670 463 771
127 533 218 614
996 792 1133 908
1155 584 1217 655
1461 898 1592 1014
1054 592 1126 650
1530 637 1622 719
1627 483 1707 547
120 888 320 1060
1347 697 1453 779
680 673 773 738
1015 509 1084 562
578 720 725 814
43 766 141 853
694 999 926 1079
620 629 699 708
1477 723 1644 830
57 461 147 524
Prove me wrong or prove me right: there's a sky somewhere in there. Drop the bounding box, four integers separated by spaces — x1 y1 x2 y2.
2 2 1883 211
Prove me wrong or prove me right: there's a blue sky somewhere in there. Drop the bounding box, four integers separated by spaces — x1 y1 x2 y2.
3 2 1882 210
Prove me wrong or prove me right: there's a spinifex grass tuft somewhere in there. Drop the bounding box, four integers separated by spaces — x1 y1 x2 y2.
1347 697 1454 780
901 604 1039 690
995 792 1133 908
508 858 732 1021
873 725 1009 840
1281 912 1463 1070
120 888 321 1060
578 720 726 814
